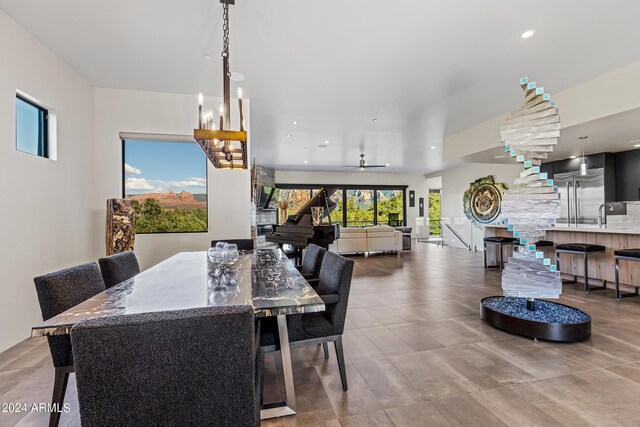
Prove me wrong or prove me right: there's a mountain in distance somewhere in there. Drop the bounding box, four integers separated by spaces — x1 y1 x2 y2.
192 193 207 203
128 190 206 210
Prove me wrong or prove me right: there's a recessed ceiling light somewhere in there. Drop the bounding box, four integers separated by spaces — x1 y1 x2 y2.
494 155 506 159
521 30 535 39
230 71 245 82
578 136 589 140
304 160 308 164
385 163 390 167
569 155 577 159
292 121 298 125
324 140 330 144
203 54 213 61
286 134 292 138
431 146 436 150
635 144 640 148
372 118 378 123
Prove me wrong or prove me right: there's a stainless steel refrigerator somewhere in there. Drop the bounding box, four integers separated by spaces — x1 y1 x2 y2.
555 168 604 226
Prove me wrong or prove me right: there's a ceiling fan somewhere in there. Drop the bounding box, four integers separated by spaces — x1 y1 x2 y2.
342 154 387 171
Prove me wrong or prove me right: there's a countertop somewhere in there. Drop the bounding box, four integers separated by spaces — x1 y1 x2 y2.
485 224 640 235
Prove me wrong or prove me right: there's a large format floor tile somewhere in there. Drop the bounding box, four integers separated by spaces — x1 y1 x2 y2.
4 243 640 426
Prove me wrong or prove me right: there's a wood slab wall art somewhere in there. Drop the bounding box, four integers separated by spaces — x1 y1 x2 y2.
106 198 136 256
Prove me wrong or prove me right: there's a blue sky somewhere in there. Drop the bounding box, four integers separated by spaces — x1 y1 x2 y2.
123 140 207 194
16 98 43 156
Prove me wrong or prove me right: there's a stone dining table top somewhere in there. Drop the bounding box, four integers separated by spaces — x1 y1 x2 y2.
32 249 325 337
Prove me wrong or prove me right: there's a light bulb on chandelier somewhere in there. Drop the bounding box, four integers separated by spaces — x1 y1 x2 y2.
193 0 248 169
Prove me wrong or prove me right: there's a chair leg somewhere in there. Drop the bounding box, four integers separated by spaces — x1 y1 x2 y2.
584 253 590 292
615 257 621 299
557 252 578 285
334 336 348 391
483 243 487 268
583 253 607 292
499 244 504 272
49 367 70 427
614 257 639 299
322 342 329 360
260 350 265 406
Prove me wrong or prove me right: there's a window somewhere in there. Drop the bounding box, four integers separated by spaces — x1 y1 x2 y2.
277 189 312 223
328 190 343 224
275 185 406 227
122 140 208 234
346 189 375 227
428 190 442 236
16 95 48 157
376 189 404 226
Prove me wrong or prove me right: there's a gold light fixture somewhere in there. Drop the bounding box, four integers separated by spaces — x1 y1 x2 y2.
194 0 247 169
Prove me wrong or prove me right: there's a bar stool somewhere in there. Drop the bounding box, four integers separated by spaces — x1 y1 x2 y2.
514 240 554 250
614 249 640 299
556 243 606 293
534 240 554 259
484 237 517 272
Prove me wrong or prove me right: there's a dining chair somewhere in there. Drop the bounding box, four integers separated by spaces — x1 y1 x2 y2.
296 243 326 280
33 263 106 427
261 251 354 391
211 238 254 251
98 250 141 289
71 305 260 426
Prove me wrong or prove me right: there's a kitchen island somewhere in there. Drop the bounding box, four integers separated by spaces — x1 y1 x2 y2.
485 224 640 293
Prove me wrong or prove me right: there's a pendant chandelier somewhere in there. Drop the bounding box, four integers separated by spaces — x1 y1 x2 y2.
194 0 247 169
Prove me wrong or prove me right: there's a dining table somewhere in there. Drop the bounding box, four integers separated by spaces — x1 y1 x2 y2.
31 248 325 420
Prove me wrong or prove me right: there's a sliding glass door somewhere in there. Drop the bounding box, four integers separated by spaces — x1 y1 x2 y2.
376 189 404 226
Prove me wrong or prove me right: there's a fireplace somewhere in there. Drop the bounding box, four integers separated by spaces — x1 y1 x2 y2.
256 223 274 236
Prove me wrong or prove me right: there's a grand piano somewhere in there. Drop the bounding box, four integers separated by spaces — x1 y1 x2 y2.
267 187 340 262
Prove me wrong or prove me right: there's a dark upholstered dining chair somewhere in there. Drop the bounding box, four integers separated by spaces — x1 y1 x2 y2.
71 305 260 427
33 263 106 427
98 250 141 289
296 244 326 280
262 251 354 391
211 238 255 251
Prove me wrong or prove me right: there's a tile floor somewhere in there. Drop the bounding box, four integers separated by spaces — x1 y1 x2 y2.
4 243 640 426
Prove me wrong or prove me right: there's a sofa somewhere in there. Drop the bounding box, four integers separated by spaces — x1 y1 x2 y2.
329 225 402 255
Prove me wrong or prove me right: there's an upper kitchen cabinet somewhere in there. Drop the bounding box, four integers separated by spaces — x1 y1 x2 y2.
615 149 640 201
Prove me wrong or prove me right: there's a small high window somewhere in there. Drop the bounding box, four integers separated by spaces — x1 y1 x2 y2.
16 95 48 158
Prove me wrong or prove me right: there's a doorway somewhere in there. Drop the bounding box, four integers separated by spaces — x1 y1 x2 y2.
428 189 442 237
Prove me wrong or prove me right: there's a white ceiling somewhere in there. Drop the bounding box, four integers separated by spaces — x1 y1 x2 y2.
463 107 640 165
2 0 640 173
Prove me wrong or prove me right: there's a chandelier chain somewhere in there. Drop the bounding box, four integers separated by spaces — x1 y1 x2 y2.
222 0 230 77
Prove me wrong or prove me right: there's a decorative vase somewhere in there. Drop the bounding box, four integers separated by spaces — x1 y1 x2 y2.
279 208 288 225
311 207 324 226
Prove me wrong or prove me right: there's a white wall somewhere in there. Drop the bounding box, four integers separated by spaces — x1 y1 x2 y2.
444 61 640 161
428 163 522 250
0 10 94 352
274 170 428 235
93 88 252 269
